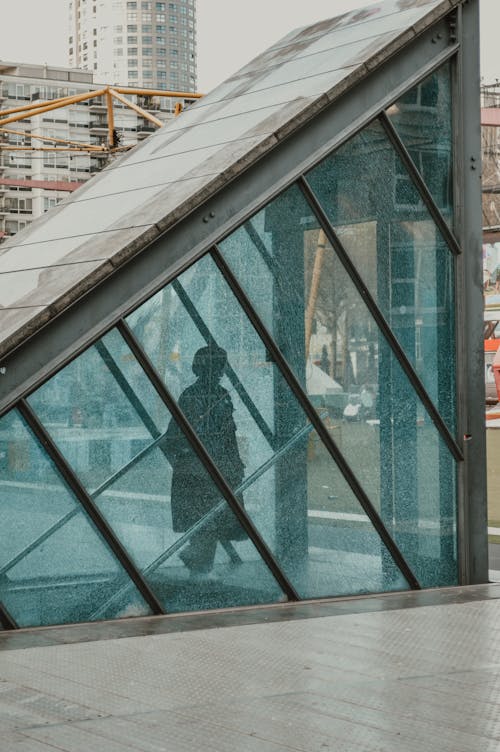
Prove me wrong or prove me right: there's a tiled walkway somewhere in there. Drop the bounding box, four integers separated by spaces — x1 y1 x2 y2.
2 585 500 751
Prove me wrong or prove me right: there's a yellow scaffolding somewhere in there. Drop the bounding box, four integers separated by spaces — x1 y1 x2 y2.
0 85 202 152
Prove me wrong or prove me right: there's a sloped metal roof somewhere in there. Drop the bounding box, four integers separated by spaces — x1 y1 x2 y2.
0 0 457 360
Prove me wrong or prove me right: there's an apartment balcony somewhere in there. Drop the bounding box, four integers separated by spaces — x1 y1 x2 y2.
137 122 156 139
89 101 107 113
89 121 109 134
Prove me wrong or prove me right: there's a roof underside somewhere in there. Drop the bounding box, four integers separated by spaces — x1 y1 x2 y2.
0 0 456 361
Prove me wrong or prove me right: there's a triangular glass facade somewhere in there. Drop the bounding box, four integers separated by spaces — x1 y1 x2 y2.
0 0 483 628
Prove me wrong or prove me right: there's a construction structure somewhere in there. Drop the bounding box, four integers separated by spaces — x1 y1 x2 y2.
0 0 484 631
0 61 200 241
69 0 197 91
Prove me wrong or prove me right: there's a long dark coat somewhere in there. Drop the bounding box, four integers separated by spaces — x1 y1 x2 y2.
164 379 246 537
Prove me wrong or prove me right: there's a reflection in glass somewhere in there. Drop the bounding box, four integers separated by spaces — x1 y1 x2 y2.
305 120 455 432
28 330 282 614
219 182 457 588
387 62 453 221
127 254 410 597
0 409 151 627
28 328 170 493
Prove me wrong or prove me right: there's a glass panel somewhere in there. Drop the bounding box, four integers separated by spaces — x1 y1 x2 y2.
28 329 282 613
0 409 151 628
127 254 410 598
219 183 458 588
305 120 455 432
28 328 169 493
387 62 453 222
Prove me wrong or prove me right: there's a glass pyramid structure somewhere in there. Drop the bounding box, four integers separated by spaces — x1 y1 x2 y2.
0 0 485 629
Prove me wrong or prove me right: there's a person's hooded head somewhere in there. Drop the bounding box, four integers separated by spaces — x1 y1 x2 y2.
192 345 227 385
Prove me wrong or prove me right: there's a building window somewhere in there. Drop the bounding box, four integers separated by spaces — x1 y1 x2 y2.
127 36 137 43
128 59 138 66
157 47 166 56
170 48 178 56
128 70 138 78
126 1 137 7
127 24 137 32
143 71 153 78
114 48 123 56
113 36 123 43
157 2 166 9
156 36 165 43
156 24 166 31
157 59 166 67
143 47 153 56
157 70 167 78
142 12 152 21
128 47 138 54
142 1 151 7
142 36 152 44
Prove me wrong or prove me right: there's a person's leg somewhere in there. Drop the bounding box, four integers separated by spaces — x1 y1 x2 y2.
180 524 218 573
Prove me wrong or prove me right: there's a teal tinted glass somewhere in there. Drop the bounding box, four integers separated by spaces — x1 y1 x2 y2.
0 409 151 627
28 328 170 493
127 253 410 598
305 120 455 432
387 62 453 222
28 329 282 613
219 184 457 588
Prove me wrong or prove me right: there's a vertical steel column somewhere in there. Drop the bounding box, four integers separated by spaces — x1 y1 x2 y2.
455 0 488 584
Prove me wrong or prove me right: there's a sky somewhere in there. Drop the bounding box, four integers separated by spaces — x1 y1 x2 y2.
0 0 498 91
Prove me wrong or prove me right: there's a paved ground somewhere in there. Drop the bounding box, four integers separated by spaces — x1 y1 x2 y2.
2 585 500 751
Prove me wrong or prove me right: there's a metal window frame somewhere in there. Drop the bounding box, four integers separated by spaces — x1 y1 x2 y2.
0 4 485 619
117 318 300 601
298 174 463 463
211 247 419 590
17 399 166 617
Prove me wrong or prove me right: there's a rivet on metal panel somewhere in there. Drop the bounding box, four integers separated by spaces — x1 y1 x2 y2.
449 10 458 42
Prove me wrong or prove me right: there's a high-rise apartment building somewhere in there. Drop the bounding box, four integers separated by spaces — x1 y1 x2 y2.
68 0 197 92
0 61 197 242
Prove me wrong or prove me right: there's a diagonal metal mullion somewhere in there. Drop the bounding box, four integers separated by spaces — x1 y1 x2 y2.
117 317 299 602
17 399 166 616
243 222 275 273
378 110 462 257
0 602 18 630
95 339 162 440
211 246 420 591
298 175 463 463
172 279 277 449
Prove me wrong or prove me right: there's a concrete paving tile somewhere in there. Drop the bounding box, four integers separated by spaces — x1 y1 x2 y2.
71 714 298 752
3 732 63 751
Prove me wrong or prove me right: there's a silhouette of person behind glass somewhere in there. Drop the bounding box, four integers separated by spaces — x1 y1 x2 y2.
164 345 246 576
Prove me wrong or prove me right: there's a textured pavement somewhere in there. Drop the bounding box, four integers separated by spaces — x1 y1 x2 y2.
2 587 500 751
